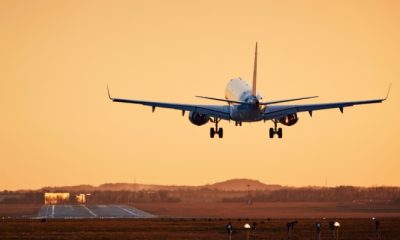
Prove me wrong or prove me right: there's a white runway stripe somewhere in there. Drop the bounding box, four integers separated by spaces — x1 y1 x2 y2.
83 205 97 217
51 205 55 218
44 205 50 217
116 206 138 216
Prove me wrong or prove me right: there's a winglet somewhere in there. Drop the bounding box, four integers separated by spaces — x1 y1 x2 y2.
107 85 114 101
384 83 392 100
252 42 258 96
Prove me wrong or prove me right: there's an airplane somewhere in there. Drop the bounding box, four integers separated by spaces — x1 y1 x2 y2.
107 43 390 139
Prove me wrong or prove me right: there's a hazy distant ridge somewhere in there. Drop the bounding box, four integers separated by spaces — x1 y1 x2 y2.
206 179 281 191
42 179 282 192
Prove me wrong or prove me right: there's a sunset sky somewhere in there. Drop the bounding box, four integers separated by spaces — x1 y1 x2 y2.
1 0 399 190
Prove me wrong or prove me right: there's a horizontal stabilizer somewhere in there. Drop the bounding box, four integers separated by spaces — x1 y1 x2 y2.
260 96 319 105
195 96 252 105
196 95 318 106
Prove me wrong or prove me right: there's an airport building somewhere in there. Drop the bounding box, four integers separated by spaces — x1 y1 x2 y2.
76 193 86 204
44 192 90 204
44 192 70 205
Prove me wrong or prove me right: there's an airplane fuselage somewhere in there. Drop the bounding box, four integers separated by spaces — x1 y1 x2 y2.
225 78 265 122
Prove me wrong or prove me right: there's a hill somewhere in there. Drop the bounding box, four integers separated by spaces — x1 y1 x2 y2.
40 179 280 192
206 179 281 191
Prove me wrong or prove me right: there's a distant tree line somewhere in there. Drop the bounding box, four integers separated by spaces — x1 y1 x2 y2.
2 186 400 204
0 191 43 204
221 186 400 202
88 190 180 204
0 190 179 204
167 188 245 202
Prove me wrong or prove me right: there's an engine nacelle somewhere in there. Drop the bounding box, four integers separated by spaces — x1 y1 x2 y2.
189 112 209 126
279 113 299 126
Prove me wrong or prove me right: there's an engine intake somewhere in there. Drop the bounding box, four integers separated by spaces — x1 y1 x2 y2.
279 114 298 126
189 112 209 126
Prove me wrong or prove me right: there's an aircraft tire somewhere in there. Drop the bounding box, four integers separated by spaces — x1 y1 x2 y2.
269 128 274 138
278 128 283 138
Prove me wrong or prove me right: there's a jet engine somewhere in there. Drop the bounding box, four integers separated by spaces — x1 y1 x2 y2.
279 113 298 126
189 112 209 126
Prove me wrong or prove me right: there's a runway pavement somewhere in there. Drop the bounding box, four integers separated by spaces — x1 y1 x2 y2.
38 204 155 219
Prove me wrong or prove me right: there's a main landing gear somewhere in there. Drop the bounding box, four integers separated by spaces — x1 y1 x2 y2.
210 118 223 138
269 120 282 138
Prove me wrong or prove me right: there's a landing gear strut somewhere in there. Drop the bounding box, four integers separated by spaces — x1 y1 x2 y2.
210 118 223 138
269 120 282 138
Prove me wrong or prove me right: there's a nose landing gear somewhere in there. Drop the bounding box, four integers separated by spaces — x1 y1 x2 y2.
235 121 242 126
210 118 223 138
269 120 282 138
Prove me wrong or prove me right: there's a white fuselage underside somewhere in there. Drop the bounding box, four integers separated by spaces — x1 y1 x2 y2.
225 78 265 122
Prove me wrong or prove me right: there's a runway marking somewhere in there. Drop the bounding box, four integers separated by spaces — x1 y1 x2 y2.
51 205 55 218
116 206 138 216
44 205 50 217
37 204 155 219
83 205 97 217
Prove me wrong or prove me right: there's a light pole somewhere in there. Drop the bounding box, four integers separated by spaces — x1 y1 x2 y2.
226 222 233 240
316 223 322 240
372 218 380 240
247 184 252 205
252 222 257 231
244 223 251 240
333 221 340 240
286 221 298 240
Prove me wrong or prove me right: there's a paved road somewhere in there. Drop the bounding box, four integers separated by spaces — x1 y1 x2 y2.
38 205 155 219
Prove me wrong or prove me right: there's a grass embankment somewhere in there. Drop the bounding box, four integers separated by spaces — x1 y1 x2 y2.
1 218 399 240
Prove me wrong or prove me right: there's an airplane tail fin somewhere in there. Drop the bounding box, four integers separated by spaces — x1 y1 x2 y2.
252 42 258 96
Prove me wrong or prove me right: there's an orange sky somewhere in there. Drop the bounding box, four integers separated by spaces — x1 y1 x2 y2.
1 0 399 190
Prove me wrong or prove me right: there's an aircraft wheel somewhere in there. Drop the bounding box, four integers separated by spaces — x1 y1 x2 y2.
269 128 274 138
218 128 223 138
278 128 283 138
210 128 215 138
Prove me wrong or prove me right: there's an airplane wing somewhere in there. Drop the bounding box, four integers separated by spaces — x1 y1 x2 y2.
264 84 390 120
108 88 231 120
263 98 386 120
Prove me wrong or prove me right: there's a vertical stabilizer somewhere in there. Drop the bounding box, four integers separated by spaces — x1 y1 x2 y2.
252 42 258 95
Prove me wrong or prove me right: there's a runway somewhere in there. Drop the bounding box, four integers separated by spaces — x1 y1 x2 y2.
38 204 155 219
